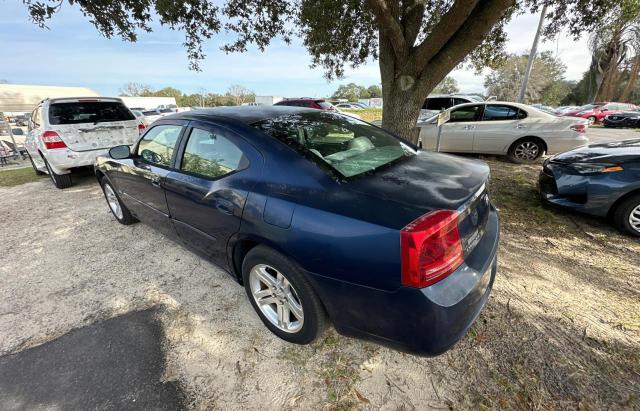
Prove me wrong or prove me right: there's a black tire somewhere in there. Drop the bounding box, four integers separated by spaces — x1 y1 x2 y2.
612 194 640 237
28 154 45 175
99 176 138 225
43 156 72 189
508 138 544 163
242 245 327 344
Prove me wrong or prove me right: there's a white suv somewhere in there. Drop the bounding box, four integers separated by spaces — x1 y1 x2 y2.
25 97 144 188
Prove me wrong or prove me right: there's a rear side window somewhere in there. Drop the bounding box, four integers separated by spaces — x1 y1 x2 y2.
482 105 521 121
424 97 452 110
181 127 247 179
137 125 182 167
318 102 334 109
49 101 135 125
453 98 470 106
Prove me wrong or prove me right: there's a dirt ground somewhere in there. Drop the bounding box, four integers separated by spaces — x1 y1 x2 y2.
0 159 639 410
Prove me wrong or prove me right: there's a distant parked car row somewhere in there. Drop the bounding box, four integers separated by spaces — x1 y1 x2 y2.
561 102 638 125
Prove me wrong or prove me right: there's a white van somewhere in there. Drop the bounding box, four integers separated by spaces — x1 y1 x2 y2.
25 97 144 188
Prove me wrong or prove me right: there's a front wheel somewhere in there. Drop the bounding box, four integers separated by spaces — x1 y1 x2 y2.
587 116 596 125
100 178 138 225
242 246 327 344
508 139 544 163
43 156 72 189
612 194 640 237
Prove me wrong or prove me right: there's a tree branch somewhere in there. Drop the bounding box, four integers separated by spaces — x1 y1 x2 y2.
415 0 516 90
402 0 426 48
366 0 407 60
408 0 480 72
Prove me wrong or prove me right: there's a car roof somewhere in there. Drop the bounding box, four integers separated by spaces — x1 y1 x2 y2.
278 98 325 103
164 105 319 125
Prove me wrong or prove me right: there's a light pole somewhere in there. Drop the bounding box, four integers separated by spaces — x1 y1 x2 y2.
518 5 548 103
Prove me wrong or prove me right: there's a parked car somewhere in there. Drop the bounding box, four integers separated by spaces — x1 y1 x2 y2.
417 102 588 162
421 94 485 119
561 104 601 119
335 103 363 110
141 110 164 124
564 102 638 124
24 97 144 188
602 110 640 128
95 106 499 355
274 98 337 111
554 106 580 115
539 139 640 236
13 114 30 126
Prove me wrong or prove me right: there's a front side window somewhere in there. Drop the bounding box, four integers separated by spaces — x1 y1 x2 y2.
49 101 135 125
318 102 335 109
137 125 182 167
253 112 415 178
449 105 483 122
483 105 521 121
181 128 247 179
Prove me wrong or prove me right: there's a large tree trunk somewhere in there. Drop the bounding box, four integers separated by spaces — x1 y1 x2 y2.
370 0 516 145
620 55 640 102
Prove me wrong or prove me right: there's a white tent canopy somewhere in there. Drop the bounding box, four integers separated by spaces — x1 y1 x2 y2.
0 84 100 113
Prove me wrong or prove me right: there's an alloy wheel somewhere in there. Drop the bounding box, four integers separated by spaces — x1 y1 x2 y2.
104 183 124 219
513 141 540 161
629 204 640 234
249 264 304 333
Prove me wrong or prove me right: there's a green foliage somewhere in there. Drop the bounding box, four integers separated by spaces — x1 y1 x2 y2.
432 76 460 94
332 83 381 101
0 167 45 187
484 51 567 104
119 82 255 107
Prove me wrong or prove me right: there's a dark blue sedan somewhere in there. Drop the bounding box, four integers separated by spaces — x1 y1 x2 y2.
94 107 499 355
539 139 640 236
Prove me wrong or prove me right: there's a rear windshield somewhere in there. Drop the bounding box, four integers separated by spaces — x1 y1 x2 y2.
252 112 415 179
49 101 135 125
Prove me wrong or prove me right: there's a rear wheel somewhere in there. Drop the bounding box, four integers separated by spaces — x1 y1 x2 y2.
612 194 640 237
508 138 544 163
43 157 72 189
99 177 138 225
28 154 45 175
242 246 327 344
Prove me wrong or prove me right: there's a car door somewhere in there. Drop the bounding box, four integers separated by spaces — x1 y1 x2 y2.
115 121 186 238
423 104 483 152
25 105 44 165
163 121 262 267
473 104 526 154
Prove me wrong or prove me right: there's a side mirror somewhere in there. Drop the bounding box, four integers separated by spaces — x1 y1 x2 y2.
109 145 130 159
11 128 24 135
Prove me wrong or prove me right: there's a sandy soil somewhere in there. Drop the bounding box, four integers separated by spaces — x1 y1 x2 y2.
1 161 638 410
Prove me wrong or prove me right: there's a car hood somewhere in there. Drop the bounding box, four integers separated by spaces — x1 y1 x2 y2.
551 139 640 164
347 150 490 213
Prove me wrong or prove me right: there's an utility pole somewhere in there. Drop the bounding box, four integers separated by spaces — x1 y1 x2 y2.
518 5 548 103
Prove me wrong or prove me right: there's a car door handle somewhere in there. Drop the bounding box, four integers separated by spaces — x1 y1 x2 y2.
215 198 235 215
516 124 526 129
150 176 161 188
463 125 476 130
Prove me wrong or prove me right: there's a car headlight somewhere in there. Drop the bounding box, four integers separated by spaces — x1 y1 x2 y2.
568 163 624 174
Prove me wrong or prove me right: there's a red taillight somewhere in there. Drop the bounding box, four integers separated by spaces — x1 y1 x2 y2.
138 123 146 135
400 210 464 288
42 131 67 149
570 124 587 133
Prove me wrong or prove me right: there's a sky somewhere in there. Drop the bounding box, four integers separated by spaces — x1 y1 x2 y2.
0 2 591 97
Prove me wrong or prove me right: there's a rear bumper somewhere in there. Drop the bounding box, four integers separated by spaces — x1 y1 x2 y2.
44 148 112 174
308 206 500 356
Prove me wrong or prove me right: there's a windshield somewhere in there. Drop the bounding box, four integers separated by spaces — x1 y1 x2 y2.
252 112 415 178
49 101 135 125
